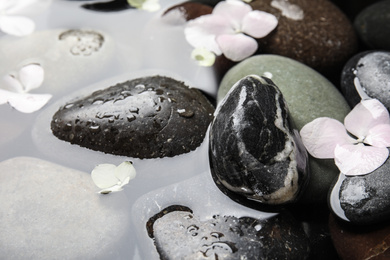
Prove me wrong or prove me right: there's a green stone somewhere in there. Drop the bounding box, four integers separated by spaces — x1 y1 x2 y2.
218 54 351 204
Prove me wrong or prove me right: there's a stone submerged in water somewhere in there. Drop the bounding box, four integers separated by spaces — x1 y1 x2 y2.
209 75 309 207
329 155 390 226
51 75 214 159
147 205 310 260
340 51 390 111
218 54 351 204
354 0 390 50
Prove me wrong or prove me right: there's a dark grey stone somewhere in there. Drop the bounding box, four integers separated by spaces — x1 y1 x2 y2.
51 76 214 159
340 51 390 111
147 205 310 260
209 75 309 207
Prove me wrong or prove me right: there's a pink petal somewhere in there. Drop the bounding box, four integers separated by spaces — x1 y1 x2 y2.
345 99 390 139
19 63 44 92
334 143 389 176
242 10 278 38
0 15 35 36
213 0 252 23
216 33 257 61
300 117 355 159
365 124 390 147
185 15 232 55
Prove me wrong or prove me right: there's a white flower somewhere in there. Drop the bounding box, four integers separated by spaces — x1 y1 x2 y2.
127 0 160 12
0 0 51 36
0 63 52 113
184 0 278 62
300 99 390 176
91 161 136 194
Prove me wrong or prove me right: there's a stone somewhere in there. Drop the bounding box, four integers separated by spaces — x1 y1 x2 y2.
0 157 133 259
81 0 132 12
163 2 213 22
329 214 390 259
354 0 390 50
249 0 358 79
210 75 309 207
218 54 351 204
51 75 214 159
329 155 390 225
132 171 310 260
340 51 390 111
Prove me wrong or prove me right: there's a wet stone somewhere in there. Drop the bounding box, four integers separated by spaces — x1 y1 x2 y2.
340 51 390 111
329 155 390 225
51 76 214 159
147 205 310 260
209 75 309 207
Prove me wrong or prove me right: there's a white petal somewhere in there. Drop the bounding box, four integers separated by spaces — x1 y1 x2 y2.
91 164 119 189
300 117 355 158
4 0 51 16
114 161 136 184
0 88 18 105
2 74 24 93
213 0 251 22
216 33 257 61
0 15 35 36
19 63 44 92
345 99 390 139
185 15 231 55
365 124 390 147
141 0 160 12
335 144 389 176
5 92 51 113
242 10 278 38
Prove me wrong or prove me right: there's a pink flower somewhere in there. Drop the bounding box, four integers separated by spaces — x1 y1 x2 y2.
300 99 390 176
184 0 278 62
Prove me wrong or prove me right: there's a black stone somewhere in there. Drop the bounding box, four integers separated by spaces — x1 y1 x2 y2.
340 51 390 110
209 75 309 207
147 205 311 260
51 76 214 159
81 0 132 12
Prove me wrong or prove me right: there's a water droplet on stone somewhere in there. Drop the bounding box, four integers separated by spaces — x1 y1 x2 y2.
63 123 72 132
92 99 104 105
177 109 194 118
127 114 136 122
64 103 74 109
89 125 100 133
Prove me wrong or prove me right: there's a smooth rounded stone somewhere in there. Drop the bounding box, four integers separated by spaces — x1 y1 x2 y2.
330 0 383 20
0 157 132 260
0 29 116 97
329 214 390 260
249 0 358 78
163 2 213 22
329 155 390 225
132 171 310 260
51 75 214 159
210 75 309 207
147 206 310 260
219 54 351 204
354 0 390 50
340 51 390 110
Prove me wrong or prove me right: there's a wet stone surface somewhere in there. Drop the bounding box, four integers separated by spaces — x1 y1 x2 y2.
51 76 214 159
209 75 309 207
59 29 105 56
147 205 310 260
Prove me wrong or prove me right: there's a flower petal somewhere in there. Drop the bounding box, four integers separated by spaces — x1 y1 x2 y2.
345 99 390 139
0 15 35 36
300 117 355 158
4 0 51 16
19 63 44 92
191 47 216 67
6 92 52 113
365 124 390 147
185 15 231 55
216 33 257 61
242 10 278 38
334 143 389 176
213 0 252 23
2 74 24 93
114 161 136 184
91 164 119 189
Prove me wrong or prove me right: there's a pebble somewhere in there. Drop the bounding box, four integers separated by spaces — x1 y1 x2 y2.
210 75 309 207
0 157 132 260
354 0 390 50
340 51 390 110
51 75 214 159
219 54 351 204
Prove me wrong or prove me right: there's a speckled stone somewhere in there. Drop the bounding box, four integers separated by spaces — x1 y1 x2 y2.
340 51 390 110
51 76 214 159
210 75 309 207
354 0 390 50
249 0 358 79
147 205 310 260
219 54 351 204
329 214 390 260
